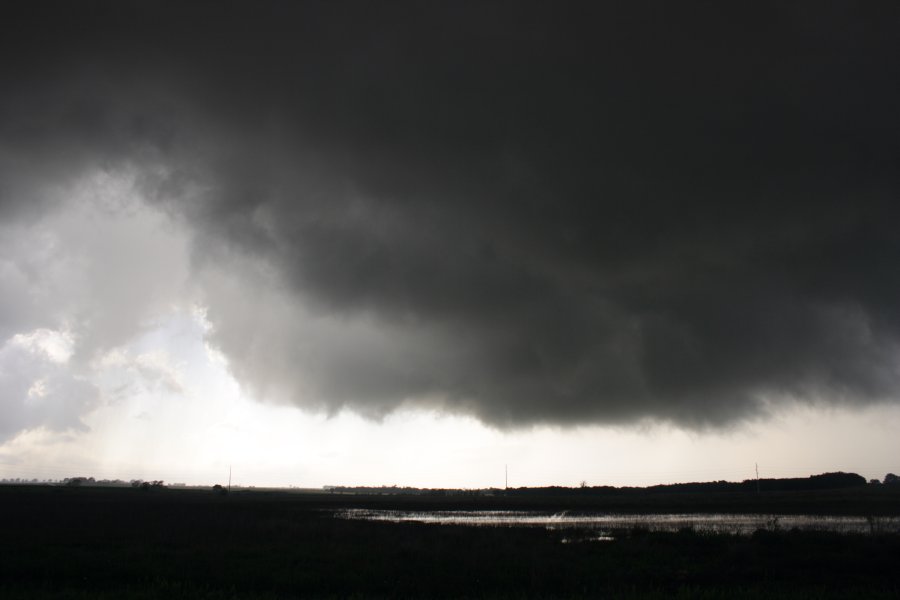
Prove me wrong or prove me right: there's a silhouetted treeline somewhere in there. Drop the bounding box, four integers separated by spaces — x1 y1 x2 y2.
505 472 868 497
326 472 869 497
63 477 132 487
59 477 167 489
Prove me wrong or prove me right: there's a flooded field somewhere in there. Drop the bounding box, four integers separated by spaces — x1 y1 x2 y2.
337 508 900 537
4 486 900 598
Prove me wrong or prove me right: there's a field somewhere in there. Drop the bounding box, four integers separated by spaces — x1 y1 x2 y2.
2 485 900 599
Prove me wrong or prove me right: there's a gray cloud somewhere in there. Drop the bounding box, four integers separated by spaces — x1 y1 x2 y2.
0 333 98 442
2 1 900 429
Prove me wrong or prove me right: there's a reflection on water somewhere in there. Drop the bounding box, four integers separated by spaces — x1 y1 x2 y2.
337 509 900 538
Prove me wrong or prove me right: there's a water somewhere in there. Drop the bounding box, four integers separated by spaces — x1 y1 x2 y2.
337 508 900 539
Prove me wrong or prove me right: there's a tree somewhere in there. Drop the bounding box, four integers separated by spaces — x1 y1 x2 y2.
884 473 899 485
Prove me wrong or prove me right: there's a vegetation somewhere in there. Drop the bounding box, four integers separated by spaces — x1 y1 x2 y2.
324 480 900 516
1 485 899 598
325 472 897 511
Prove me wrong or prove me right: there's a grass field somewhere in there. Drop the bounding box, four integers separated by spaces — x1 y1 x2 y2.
2 485 899 598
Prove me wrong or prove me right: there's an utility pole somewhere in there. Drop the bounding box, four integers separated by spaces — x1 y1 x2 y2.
228 465 232 494
755 463 760 494
505 464 508 490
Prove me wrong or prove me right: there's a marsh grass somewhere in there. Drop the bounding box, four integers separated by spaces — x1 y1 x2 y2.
2 486 898 599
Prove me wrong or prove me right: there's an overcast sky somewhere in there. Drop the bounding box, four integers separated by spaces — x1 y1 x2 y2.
1 1 899 487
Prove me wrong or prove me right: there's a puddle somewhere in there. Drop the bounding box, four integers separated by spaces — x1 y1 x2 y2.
336 509 900 537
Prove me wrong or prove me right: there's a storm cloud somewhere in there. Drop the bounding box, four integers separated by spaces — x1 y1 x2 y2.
2 1 900 430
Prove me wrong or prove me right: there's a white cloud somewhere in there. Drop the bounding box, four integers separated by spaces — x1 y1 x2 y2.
10 328 74 363
0 166 194 441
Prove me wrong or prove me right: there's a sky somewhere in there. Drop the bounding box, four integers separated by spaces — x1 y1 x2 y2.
1 1 899 488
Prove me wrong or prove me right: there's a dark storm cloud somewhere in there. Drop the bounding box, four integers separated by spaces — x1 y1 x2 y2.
3 1 900 427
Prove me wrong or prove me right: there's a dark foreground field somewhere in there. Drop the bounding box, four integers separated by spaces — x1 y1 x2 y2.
2 486 900 599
